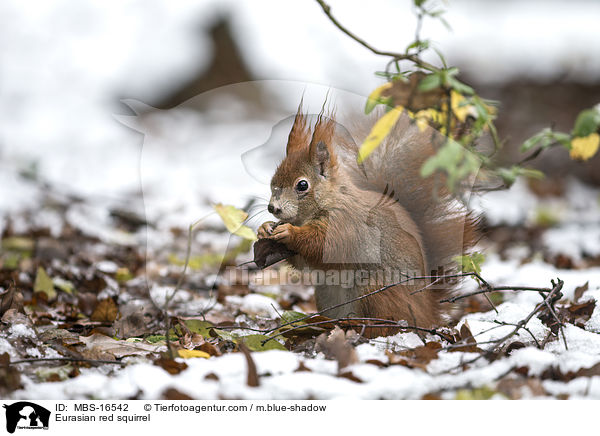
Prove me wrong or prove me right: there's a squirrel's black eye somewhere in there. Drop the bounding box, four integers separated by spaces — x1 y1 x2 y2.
296 179 309 192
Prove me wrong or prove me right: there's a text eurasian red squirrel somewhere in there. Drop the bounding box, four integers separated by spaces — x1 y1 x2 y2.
257 102 478 337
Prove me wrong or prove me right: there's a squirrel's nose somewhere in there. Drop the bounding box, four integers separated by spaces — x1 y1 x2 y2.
268 204 281 215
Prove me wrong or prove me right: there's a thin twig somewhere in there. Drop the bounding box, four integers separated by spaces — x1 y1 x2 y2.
315 0 440 72
163 213 215 358
261 271 474 336
435 278 565 374
537 290 568 350
262 316 451 345
440 285 552 304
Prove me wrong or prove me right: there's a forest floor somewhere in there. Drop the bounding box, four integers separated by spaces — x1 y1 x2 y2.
2 169 600 400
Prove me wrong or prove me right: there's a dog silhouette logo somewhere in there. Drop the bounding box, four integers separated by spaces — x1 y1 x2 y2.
3 402 50 433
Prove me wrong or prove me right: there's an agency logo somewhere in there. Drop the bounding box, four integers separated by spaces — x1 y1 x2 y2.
3 402 50 433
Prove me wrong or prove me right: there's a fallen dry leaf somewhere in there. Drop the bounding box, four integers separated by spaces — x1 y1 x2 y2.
162 387 193 400
573 281 589 303
315 326 358 372
154 357 188 375
338 371 363 383
496 377 545 399
238 342 259 387
79 333 164 358
90 298 119 323
387 342 442 370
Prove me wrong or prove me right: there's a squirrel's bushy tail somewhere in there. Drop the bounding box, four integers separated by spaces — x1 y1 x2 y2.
339 111 479 281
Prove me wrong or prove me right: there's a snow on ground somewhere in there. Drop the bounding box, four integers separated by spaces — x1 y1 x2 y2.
3 90 600 400
5 197 600 400
2 0 600 400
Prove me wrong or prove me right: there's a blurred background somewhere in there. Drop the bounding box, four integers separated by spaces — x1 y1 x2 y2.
1 0 599 235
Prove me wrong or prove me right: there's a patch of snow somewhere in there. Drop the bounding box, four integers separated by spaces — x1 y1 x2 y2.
543 224 600 261
0 171 40 215
8 324 36 340
0 337 17 358
32 208 64 238
546 324 600 358
460 302 549 346
370 332 427 351
26 347 43 358
66 204 137 246
95 260 119 273
149 285 190 307
226 293 282 318
543 377 600 399
470 179 538 226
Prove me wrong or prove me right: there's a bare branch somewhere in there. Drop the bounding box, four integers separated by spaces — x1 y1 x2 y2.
315 0 440 72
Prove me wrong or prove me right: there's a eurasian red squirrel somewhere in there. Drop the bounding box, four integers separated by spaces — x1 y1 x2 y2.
257 102 478 337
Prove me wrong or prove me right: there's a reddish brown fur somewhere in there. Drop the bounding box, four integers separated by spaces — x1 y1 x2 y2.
286 101 310 155
260 103 479 338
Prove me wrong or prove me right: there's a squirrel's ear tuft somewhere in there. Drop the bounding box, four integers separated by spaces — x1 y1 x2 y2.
286 100 309 155
309 109 336 177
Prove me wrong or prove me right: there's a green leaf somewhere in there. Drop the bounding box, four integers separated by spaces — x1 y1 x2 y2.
145 334 177 343
521 130 548 152
210 328 237 342
34 267 56 300
115 267 133 283
534 206 560 228
239 334 286 351
432 47 448 68
552 132 572 149
1 237 34 252
447 77 474 95
180 320 214 337
420 140 481 191
497 166 544 186
418 73 442 91
406 39 430 52
521 129 573 153
445 67 459 77
280 311 307 324
53 278 75 295
573 108 600 138
454 252 485 275
455 386 502 400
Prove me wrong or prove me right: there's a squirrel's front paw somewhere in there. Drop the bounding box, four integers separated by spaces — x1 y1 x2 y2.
257 221 277 239
269 222 295 245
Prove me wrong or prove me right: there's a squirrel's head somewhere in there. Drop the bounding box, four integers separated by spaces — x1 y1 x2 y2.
268 105 338 225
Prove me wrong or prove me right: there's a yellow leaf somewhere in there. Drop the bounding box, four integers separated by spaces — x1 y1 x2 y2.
232 226 258 241
214 204 257 241
570 133 600 161
451 91 473 123
415 117 429 132
358 106 404 163
177 349 211 359
413 108 446 132
34 267 56 300
365 82 393 113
